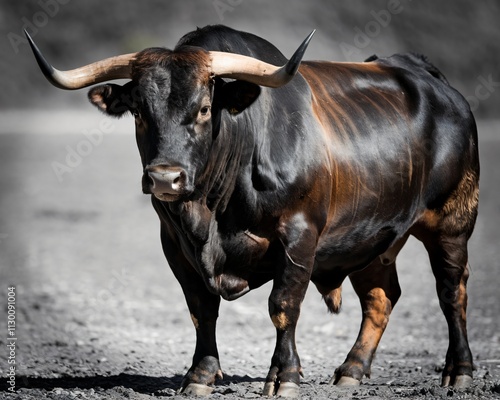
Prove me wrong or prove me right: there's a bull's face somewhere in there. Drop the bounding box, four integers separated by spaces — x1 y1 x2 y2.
88 48 235 202
25 30 314 202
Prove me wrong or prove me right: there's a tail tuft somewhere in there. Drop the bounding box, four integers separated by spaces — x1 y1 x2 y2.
322 287 342 314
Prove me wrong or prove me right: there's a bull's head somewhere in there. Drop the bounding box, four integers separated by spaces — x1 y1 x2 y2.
26 30 314 203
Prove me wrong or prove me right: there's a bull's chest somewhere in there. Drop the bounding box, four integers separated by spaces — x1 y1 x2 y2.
165 200 275 299
198 226 276 300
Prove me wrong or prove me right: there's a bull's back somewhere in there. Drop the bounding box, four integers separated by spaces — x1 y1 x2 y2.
299 55 478 264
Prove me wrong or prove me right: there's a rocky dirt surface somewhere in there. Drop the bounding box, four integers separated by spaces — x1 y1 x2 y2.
0 118 499 399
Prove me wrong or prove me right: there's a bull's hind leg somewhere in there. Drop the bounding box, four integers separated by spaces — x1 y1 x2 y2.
332 259 401 386
421 231 474 388
415 169 478 388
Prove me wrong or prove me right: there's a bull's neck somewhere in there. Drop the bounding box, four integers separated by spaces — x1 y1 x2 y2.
197 117 247 213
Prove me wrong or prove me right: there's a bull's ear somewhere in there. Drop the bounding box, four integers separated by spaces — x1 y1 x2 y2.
219 81 261 115
88 83 132 117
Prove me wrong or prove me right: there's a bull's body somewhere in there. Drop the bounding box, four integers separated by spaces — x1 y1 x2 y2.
27 25 479 396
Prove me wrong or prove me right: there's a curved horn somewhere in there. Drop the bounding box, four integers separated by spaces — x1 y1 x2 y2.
25 30 137 90
209 30 315 88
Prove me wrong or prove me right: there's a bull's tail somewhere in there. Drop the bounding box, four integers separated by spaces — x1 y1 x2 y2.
322 287 342 314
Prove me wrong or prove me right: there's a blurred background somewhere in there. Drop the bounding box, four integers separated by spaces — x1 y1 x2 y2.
0 2 499 398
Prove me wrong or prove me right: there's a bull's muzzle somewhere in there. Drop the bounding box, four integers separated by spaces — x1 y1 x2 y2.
143 165 190 201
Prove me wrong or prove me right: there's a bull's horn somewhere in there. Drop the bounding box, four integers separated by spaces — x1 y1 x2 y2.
25 30 137 90
209 30 315 88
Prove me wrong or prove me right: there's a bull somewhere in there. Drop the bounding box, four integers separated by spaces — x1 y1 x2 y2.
26 25 479 397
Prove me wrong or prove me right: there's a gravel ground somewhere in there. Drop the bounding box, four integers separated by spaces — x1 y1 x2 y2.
0 116 499 399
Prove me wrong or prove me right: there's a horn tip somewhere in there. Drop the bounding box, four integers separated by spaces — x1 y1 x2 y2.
285 29 316 76
24 29 37 51
24 30 51 70
24 30 68 89
303 29 316 49
24 29 38 51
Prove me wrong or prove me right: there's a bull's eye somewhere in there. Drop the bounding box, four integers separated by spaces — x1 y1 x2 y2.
199 106 211 118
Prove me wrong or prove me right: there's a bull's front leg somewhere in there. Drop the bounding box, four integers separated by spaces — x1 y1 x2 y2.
159 224 222 396
178 278 222 395
263 216 316 397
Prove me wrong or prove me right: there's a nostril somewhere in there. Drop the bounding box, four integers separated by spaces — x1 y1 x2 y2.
145 166 188 195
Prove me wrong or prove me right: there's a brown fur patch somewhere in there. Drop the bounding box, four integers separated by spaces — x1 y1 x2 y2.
131 46 211 84
419 209 441 229
417 170 479 236
271 312 290 330
440 170 479 235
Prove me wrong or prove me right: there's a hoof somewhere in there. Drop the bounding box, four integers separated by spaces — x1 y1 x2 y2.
442 374 472 389
182 383 214 396
263 381 300 397
453 375 473 389
335 376 361 387
277 382 300 397
263 381 276 397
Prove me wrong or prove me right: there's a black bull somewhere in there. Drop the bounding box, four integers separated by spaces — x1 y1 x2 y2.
27 25 479 396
